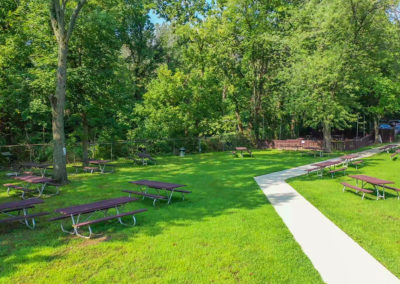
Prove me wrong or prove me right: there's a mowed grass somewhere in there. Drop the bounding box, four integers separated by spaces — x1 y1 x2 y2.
0 150 327 283
289 152 400 277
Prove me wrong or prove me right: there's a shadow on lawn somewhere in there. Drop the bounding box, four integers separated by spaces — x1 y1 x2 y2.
0 150 330 278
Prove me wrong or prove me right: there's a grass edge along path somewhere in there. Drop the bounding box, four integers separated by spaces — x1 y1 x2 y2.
255 146 399 283
1 150 326 283
288 148 400 280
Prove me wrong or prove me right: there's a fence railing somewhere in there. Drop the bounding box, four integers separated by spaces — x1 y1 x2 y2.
263 138 322 150
0 134 378 167
0 135 254 165
264 135 374 152
331 135 374 151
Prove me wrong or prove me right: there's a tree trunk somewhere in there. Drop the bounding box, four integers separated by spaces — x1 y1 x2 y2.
290 117 296 138
50 42 68 184
82 112 89 166
322 121 332 152
232 95 243 133
373 116 380 143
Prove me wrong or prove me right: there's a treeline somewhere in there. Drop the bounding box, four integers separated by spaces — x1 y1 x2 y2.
1 0 400 153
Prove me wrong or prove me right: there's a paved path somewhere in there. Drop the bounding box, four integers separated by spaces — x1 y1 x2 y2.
254 147 399 284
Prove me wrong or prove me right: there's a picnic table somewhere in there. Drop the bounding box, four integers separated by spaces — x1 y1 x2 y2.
12 175 58 198
304 147 323 157
124 179 191 205
0 198 48 229
50 196 146 238
380 144 398 153
311 160 343 177
340 154 358 165
19 162 51 177
235 147 252 157
88 160 111 173
390 149 400 160
137 152 156 166
349 175 394 200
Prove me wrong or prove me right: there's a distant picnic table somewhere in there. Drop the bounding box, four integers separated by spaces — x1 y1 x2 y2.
0 198 48 229
340 154 358 165
124 179 190 205
137 152 156 166
11 175 59 198
234 147 252 157
50 196 146 238
380 144 399 153
349 175 394 200
304 147 323 157
19 162 51 177
310 160 343 177
390 149 400 160
88 160 111 173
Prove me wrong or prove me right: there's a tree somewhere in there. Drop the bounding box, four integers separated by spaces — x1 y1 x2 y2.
49 0 87 183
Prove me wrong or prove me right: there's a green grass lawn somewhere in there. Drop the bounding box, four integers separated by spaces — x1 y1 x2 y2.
289 152 400 278
0 150 329 283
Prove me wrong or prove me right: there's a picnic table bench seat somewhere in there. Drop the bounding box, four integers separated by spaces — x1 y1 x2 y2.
305 167 319 174
69 209 147 238
83 166 98 173
382 185 400 200
351 160 363 170
73 209 147 229
3 183 37 199
0 212 49 224
390 152 398 160
122 190 167 206
341 182 373 200
163 188 192 194
328 167 347 177
49 214 70 221
3 205 34 213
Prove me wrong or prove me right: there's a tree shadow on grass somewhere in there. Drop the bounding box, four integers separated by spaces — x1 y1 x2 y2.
0 150 340 279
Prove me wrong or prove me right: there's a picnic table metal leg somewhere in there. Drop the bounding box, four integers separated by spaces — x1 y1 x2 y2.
99 164 105 173
167 189 175 204
22 208 35 229
71 214 92 239
37 183 46 197
115 206 136 226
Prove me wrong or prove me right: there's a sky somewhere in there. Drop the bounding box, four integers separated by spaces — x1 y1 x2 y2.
149 10 165 25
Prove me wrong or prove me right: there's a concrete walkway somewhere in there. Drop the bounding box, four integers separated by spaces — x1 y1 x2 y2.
254 147 399 284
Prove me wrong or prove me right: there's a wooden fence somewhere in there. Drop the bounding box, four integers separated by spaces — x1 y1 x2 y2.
265 135 374 151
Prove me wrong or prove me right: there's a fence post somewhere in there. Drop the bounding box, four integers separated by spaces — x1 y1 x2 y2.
110 142 113 161
198 138 201 153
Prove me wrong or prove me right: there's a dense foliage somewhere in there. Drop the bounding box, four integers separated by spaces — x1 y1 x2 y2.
1 0 400 148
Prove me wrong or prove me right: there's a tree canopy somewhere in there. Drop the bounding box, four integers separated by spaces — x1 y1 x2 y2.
1 0 400 161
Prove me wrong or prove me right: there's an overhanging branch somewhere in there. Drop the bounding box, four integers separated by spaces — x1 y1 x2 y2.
66 0 87 42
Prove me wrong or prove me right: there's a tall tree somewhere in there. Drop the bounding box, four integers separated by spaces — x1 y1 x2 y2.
49 0 86 183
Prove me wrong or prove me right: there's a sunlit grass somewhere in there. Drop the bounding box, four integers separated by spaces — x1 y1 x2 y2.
289 151 400 277
0 150 326 283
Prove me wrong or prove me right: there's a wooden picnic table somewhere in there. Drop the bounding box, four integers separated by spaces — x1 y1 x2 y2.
312 160 343 177
340 154 359 165
304 147 324 157
380 144 399 153
349 175 394 200
12 175 56 197
19 162 52 177
52 196 143 238
0 198 48 229
137 152 156 166
88 160 111 173
235 147 252 157
125 179 190 205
